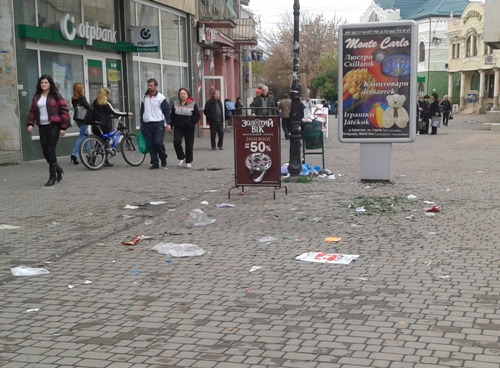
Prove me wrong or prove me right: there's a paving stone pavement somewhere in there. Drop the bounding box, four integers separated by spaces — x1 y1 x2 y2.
1 114 499 368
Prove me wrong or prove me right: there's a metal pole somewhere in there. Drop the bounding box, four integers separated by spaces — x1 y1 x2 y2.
288 0 302 178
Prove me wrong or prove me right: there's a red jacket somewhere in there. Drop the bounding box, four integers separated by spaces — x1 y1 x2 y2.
27 93 71 130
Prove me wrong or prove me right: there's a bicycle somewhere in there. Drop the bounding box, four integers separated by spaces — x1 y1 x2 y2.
79 117 146 170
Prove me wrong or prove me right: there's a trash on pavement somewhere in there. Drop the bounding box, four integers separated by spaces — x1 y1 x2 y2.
26 308 40 313
407 194 417 200
131 270 141 275
185 209 216 227
204 190 218 193
404 215 415 220
258 236 277 243
11 266 50 277
423 201 435 205
281 163 289 175
68 285 74 289
200 201 209 205
152 242 206 257
324 236 342 242
122 215 134 220
84 280 92 284
327 174 336 180
438 275 450 279
121 235 141 246
295 252 360 265
0 224 21 230
124 205 139 209
144 219 153 225
355 207 366 213
249 266 262 272
426 205 441 213
216 203 235 208
150 201 167 205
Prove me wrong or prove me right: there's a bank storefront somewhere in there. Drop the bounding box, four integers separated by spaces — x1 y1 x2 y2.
12 0 193 161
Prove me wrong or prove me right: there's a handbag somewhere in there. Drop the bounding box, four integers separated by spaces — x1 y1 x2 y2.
74 104 88 121
449 113 454 120
431 116 441 127
137 131 148 154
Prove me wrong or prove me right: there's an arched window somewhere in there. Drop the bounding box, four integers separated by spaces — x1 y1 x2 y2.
466 34 478 57
470 71 480 90
369 12 379 22
419 42 426 62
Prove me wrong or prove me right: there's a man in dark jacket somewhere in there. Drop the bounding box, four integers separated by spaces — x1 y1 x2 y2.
203 90 225 150
250 85 277 116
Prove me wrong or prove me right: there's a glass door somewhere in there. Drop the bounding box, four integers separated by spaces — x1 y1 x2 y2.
202 76 225 128
85 58 106 103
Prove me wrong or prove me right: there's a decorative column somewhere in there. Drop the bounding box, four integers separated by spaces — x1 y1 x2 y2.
479 69 485 110
493 68 499 110
447 72 454 102
460 71 466 111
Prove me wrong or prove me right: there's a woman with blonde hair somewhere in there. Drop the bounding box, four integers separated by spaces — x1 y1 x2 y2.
440 95 452 126
91 87 133 166
70 83 92 164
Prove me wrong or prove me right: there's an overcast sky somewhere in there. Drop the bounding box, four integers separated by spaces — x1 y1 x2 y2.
248 0 373 31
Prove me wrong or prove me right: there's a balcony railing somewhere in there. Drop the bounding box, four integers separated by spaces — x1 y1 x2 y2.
233 18 258 45
199 0 237 28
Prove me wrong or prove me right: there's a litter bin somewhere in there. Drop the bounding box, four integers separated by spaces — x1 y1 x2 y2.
301 120 325 168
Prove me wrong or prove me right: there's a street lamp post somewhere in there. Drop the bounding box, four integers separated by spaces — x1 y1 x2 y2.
288 0 302 178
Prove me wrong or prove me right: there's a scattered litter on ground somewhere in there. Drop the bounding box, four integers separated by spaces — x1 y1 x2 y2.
141 235 153 240
324 236 342 242
84 280 92 284
204 190 218 193
0 224 20 230
328 175 336 180
26 308 40 313
166 259 173 265
404 215 415 220
51 222 60 225
152 242 206 257
68 285 74 289
358 277 370 281
200 201 209 205
425 212 436 217
427 260 432 267
121 235 141 246
365 185 372 189
150 201 167 205
355 207 366 212
249 266 262 272
428 232 436 235
11 266 50 277
122 215 134 220
124 205 139 210
216 203 235 208
258 236 277 243
438 275 450 279
400 175 406 177
426 205 441 213
296 252 359 265
476 171 483 173
423 201 435 205
144 219 153 225
445 189 451 192
185 209 216 227
407 194 417 200
131 270 141 276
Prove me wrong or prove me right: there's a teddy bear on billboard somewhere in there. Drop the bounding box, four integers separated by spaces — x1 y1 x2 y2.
382 94 409 129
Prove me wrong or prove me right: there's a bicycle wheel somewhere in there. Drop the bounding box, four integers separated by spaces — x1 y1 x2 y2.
79 135 107 170
121 134 146 167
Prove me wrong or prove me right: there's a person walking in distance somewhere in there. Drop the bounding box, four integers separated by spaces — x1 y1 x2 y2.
204 90 225 150
278 93 292 139
429 92 441 135
26 75 70 186
440 95 452 126
140 78 171 169
168 88 200 169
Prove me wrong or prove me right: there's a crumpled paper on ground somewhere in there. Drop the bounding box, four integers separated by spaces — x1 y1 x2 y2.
152 242 206 257
11 266 50 277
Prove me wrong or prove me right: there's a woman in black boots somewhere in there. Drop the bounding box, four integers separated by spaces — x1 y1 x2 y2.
27 75 70 186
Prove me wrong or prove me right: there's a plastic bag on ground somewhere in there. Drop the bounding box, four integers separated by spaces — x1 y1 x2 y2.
296 252 359 265
152 242 206 257
185 209 216 227
11 266 50 277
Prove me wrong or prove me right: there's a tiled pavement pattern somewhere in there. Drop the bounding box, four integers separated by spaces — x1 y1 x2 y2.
1 114 499 368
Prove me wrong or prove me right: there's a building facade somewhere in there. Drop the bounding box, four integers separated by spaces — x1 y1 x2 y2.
361 0 470 103
0 0 255 162
448 2 499 112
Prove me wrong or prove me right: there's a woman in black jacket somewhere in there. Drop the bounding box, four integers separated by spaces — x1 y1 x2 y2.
429 92 441 135
168 88 200 168
91 88 133 166
70 83 92 164
440 95 452 126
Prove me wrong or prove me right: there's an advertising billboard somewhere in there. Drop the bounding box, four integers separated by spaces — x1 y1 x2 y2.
338 21 417 143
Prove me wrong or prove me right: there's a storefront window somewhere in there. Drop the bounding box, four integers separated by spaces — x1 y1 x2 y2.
37 0 81 29
164 65 181 104
137 3 160 59
161 12 181 62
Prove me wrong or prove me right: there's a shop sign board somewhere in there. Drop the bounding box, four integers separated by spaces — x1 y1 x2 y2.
338 21 418 143
60 13 117 45
233 115 281 187
133 27 159 52
198 24 217 46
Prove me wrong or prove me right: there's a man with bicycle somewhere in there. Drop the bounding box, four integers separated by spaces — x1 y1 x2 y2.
140 78 171 169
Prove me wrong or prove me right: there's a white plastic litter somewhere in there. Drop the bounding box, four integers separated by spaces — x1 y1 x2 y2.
327 174 336 180
295 252 360 265
150 201 167 205
200 201 209 205
0 224 21 230
26 308 40 313
355 207 366 212
185 209 216 227
11 266 50 277
258 236 277 243
407 194 417 200
83 280 92 284
216 203 235 208
249 266 262 272
152 242 206 257
124 205 139 209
